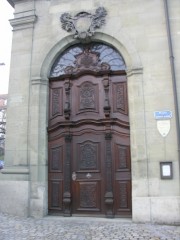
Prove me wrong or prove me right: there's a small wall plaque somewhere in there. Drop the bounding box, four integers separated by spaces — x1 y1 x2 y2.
157 120 170 137
154 110 172 120
160 162 173 179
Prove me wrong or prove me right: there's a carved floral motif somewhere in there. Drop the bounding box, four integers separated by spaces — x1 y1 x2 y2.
80 183 96 208
80 143 97 169
119 182 128 208
119 146 127 169
113 82 128 114
52 89 60 116
116 84 125 110
51 147 61 171
80 83 95 110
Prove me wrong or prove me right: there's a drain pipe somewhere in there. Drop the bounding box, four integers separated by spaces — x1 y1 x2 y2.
163 0 180 180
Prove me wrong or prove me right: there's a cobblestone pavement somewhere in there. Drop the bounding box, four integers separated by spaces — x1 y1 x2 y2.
0 213 180 240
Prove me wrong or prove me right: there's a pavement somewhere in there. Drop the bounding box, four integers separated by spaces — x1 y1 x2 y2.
0 213 180 240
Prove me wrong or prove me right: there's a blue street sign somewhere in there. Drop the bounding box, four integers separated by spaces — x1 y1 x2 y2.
154 110 172 119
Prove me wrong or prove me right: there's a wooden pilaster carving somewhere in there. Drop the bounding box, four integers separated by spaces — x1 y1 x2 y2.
102 75 111 117
64 79 71 119
63 134 72 216
104 132 114 218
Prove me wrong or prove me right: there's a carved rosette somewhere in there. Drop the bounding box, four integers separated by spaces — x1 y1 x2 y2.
60 7 107 41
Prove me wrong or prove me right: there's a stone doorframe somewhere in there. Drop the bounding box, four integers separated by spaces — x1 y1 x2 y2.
29 32 144 218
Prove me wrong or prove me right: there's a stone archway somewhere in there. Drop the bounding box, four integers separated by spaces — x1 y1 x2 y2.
29 32 144 218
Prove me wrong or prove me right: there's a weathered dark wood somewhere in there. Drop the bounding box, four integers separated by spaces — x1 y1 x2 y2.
72 133 104 214
64 79 71 119
113 134 132 216
63 134 72 216
104 132 114 218
48 138 64 214
48 50 131 217
102 75 111 117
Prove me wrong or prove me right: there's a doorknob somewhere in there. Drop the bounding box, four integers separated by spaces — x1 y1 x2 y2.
72 172 77 181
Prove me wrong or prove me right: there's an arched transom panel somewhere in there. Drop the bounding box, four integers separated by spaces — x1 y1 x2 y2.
50 43 126 77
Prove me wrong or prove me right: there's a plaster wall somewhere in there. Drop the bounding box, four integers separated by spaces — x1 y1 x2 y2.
1 0 180 223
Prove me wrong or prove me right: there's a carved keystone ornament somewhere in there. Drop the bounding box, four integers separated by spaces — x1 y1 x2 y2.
60 7 107 41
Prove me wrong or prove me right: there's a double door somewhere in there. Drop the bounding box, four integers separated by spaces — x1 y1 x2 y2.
48 129 131 217
48 73 131 217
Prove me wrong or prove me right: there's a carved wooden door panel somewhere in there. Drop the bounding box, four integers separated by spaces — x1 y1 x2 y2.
48 137 65 213
71 74 105 121
113 134 132 216
109 75 131 216
69 74 105 214
72 133 105 214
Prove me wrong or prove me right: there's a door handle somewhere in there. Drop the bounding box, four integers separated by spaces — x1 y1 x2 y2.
72 172 77 181
86 173 92 179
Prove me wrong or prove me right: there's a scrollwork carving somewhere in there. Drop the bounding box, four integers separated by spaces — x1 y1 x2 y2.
80 183 96 208
119 146 127 169
102 76 111 117
64 48 110 74
80 83 95 110
50 43 125 77
80 143 97 169
60 7 107 41
119 182 128 208
113 82 128 114
51 147 62 171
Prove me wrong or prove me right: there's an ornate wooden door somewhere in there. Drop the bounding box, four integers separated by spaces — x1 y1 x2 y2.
48 43 132 217
72 133 105 214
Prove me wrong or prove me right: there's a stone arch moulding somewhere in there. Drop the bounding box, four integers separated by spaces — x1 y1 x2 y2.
40 32 143 80
38 31 144 218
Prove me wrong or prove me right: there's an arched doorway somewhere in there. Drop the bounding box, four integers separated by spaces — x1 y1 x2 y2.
48 43 131 217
